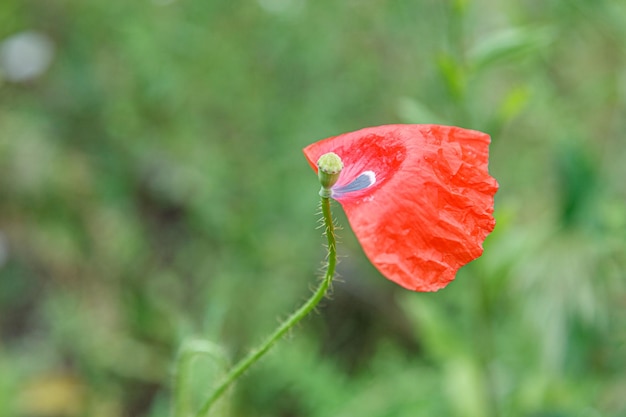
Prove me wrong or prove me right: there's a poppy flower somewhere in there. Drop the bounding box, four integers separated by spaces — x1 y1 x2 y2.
303 124 498 292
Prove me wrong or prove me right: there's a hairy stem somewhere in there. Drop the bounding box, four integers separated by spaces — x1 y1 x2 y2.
193 196 337 416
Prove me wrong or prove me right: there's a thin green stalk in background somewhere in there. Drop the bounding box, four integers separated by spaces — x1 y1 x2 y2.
173 340 230 417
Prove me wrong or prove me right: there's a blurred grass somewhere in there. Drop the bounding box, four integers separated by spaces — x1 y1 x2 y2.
1 0 625 416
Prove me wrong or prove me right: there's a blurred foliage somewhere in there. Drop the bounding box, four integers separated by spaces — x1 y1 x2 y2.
1 0 625 416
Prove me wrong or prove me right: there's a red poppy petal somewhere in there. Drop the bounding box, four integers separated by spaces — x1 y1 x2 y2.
303 124 498 291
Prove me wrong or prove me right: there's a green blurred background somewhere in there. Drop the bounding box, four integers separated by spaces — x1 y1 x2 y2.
1 0 625 416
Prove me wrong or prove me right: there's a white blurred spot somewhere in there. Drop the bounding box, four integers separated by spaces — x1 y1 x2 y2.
0 31 55 82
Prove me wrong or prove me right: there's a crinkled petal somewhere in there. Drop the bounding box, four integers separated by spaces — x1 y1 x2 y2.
303 124 498 291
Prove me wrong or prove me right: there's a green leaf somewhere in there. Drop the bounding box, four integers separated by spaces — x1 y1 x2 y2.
437 53 466 100
469 26 555 72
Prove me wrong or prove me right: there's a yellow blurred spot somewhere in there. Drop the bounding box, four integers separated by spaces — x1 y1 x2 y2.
17 373 85 417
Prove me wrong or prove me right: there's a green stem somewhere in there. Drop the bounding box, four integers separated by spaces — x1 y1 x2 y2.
194 196 338 417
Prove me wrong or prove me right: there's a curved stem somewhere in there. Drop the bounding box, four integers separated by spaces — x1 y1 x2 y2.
194 196 337 417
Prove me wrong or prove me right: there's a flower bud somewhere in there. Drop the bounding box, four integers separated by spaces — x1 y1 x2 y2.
317 152 343 197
